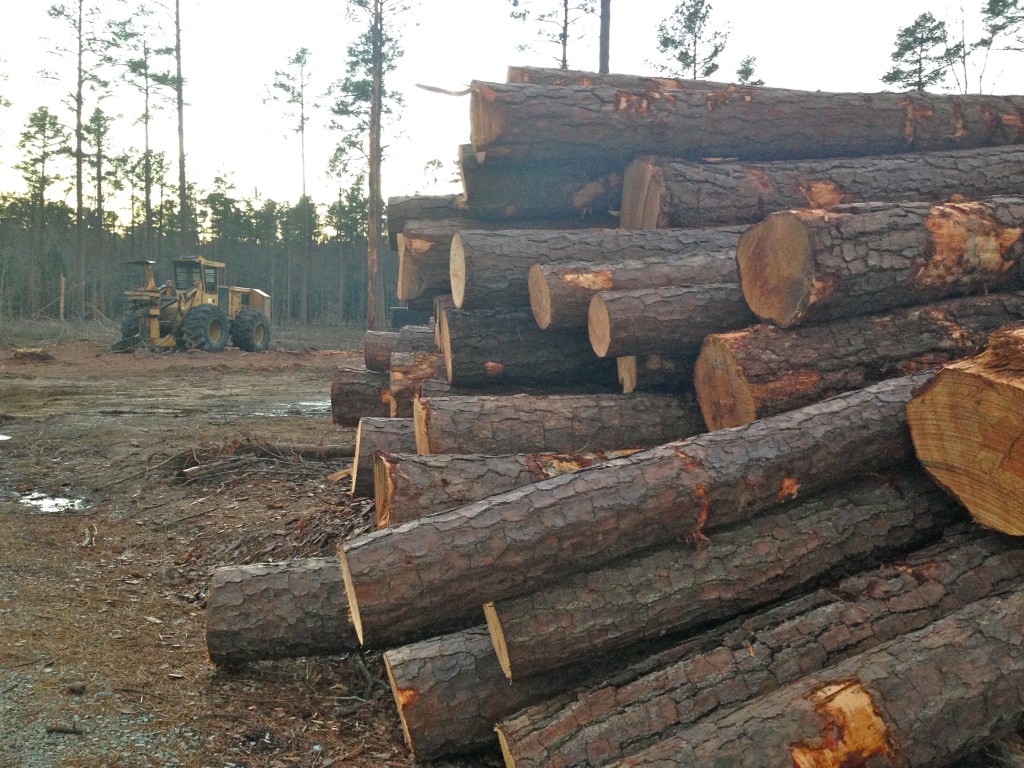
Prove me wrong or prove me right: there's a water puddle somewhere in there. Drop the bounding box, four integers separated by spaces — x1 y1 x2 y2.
17 492 90 514
0 434 10 441
250 400 332 417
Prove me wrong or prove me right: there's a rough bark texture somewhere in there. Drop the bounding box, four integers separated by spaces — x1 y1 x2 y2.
588 284 755 358
363 330 399 372
397 218 465 302
386 351 445 418
351 417 416 498
386 194 467 251
621 146 1024 229
470 81 1024 167
412 391 704 456
441 307 620 389
695 291 1024 429
909 326 1024 535
498 525 1024 768
736 197 1024 327
395 323 436 353
206 558 356 668
617 354 696 394
330 365 389 427
484 467 957 681
527 230 743 331
374 449 639 528
605 586 1024 767
340 373 929 647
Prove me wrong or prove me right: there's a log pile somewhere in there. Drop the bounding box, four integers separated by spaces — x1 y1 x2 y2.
224 65 1024 766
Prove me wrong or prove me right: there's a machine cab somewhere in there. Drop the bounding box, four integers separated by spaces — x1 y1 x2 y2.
173 255 224 302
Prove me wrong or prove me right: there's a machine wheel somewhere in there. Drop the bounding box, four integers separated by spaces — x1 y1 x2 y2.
178 305 229 352
230 310 271 352
113 310 141 352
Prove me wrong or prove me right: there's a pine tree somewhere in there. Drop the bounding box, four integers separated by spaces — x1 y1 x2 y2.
655 0 729 80
736 55 764 85
508 0 597 70
882 12 961 91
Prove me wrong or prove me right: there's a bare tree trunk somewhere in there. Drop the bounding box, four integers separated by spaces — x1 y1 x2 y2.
366 0 384 330
599 0 611 74
175 0 189 257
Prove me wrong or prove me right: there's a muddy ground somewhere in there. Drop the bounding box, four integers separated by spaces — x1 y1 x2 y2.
0 321 493 768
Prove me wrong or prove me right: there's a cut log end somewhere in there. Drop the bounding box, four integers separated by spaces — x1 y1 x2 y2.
694 332 758 430
337 548 366 646
383 653 418 759
449 232 467 308
483 601 514 681
413 396 431 454
373 453 395 528
588 294 613 358
470 86 504 151
737 210 816 327
617 356 638 393
495 725 518 768
528 264 554 329
620 155 662 229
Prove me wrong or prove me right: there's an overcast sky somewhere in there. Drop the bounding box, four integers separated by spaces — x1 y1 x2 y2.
1 0 1022 210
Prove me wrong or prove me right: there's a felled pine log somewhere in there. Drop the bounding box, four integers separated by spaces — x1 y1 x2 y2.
386 193 466 251
440 307 619 388
398 218 468 302
470 81 1024 167
694 291 1024 429
330 365 389 427
483 466 957 681
617 355 694 394
496 525 1024 768
603 585 1024 767
206 558 357 668
374 449 640 528
737 197 1024 327
351 417 416 498
527 228 743 330
412 391 703 456
340 373 929 647
909 325 1024 535
385 351 445 418
363 330 399 372
620 146 1024 229
588 283 755 358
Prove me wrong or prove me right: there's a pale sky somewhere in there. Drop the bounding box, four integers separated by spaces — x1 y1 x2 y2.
1 0 1022 212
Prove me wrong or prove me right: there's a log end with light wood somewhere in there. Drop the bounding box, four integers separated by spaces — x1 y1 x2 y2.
527 263 555 329
620 155 663 229
694 330 759 430
908 326 1024 535
617 354 695 394
449 231 467 308
352 417 416 500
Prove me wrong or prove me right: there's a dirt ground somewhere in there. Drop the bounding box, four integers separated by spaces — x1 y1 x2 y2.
0 322 492 768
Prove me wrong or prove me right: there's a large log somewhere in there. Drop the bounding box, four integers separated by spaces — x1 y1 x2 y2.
412 391 704 456
440 307 620 388
603 586 1024 767
621 146 1024 229
526 228 743 330
908 326 1024 535
385 351 445 418
374 449 640 528
470 81 1024 167
484 466 957 681
588 283 755 358
736 197 1024 327
395 322 436 352
363 330 399 372
340 373 930 647
386 193 467 251
505 65 733 90
497 525 1024 768
617 354 695 394
330 365 389 427
397 218 465 302
206 558 357 668
351 417 416 498
695 291 1024 430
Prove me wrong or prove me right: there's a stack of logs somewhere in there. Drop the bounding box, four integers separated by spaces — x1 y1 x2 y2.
218 66 1024 766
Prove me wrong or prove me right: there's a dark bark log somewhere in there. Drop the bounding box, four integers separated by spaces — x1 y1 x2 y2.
695 291 1024 429
588 284 756 358
440 307 620 389
412 391 704 456
498 527 1024 768
330 365 389 427
605 586 1024 767
206 558 356 668
621 146 1024 229
386 351 445 419
386 193 467 251
374 449 640 528
736 197 1024 328
617 354 695 394
909 326 1024 535
395 323 436 352
483 467 958 681
470 81 1024 167
525 228 743 330
351 417 416 499
363 330 399 372
340 373 930 647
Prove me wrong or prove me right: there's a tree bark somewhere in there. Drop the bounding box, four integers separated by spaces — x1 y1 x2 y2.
340 373 930 647
374 449 640 528
695 291 1024 430
470 81 1024 167
440 307 620 389
330 365 389 427
618 354 695 394
363 330 399 372
412 391 704 456
351 417 416 499
395 322 436 352
483 467 957 681
588 284 756 358
386 193 467 250
621 146 1024 229
525 228 743 330
206 558 357 668
736 197 1024 328
604 585 1024 767
908 326 1024 536
385 351 445 418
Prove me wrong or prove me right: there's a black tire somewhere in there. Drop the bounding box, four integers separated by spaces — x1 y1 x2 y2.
178 305 229 352
113 310 141 352
230 310 271 352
